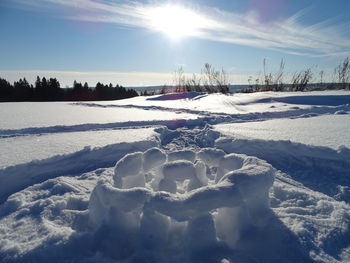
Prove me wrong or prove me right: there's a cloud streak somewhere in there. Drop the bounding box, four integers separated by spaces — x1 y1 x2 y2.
7 0 350 57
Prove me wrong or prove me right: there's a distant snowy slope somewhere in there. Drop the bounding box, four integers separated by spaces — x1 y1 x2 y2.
91 90 350 115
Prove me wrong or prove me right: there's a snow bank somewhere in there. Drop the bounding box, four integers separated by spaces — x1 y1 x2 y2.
0 101 198 130
250 94 350 106
0 140 158 204
271 172 350 263
214 113 350 149
92 90 350 116
88 148 276 261
147 92 206 101
0 170 102 263
0 128 157 169
216 136 350 203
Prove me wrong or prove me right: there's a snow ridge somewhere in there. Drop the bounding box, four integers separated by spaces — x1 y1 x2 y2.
0 140 157 204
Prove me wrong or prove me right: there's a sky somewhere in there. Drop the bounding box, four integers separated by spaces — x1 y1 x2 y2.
1 0 350 87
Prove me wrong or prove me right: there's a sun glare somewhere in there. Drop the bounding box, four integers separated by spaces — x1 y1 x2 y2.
146 5 207 40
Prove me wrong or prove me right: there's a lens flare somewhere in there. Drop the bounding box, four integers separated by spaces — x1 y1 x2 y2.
145 4 208 40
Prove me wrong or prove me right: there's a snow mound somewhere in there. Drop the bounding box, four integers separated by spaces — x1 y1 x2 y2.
0 140 157 204
88 148 276 261
271 172 350 263
249 95 350 106
216 136 350 203
147 92 206 101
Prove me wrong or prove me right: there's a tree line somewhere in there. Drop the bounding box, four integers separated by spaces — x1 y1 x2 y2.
0 76 139 102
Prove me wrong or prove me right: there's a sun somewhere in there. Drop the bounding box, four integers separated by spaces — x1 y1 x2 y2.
145 4 207 40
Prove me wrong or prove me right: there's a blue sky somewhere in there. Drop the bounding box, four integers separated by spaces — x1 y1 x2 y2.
1 0 350 86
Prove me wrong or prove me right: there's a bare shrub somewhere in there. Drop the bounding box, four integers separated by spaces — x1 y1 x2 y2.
335 57 350 89
262 58 285 91
291 68 313 91
172 63 229 94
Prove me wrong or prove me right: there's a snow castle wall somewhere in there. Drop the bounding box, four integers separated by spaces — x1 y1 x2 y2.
88 147 276 260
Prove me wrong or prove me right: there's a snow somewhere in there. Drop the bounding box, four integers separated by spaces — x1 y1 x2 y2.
214 114 350 149
0 128 156 169
88 148 275 261
197 148 226 167
91 90 350 115
1 90 350 263
114 152 144 178
167 149 196 162
147 91 206 101
0 102 198 130
162 160 196 182
0 140 158 204
142 147 167 171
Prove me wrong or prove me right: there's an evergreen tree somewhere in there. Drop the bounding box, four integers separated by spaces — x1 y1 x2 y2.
34 76 43 100
83 82 89 91
13 78 33 101
0 77 14 101
48 78 62 100
0 77 138 102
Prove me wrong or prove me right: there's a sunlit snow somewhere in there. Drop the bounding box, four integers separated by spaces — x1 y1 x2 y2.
215 114 350 149
1 90 350 263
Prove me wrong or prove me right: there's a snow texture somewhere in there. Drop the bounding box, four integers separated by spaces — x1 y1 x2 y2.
1 90 350 263
87 148 276 261
215 114 350 149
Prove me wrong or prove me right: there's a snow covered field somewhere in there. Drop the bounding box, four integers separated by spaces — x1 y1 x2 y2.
215 114 350 149
0 128 157 168
1 90 350 263
0 102 198 130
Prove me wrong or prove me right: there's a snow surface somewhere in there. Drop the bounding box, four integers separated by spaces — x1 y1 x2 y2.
0 128 156 169
91 90 350 115
1 90 350 263
215 114 350 149
0 101 198 130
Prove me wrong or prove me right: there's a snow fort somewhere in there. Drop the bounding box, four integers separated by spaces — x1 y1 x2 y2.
88 147 276 261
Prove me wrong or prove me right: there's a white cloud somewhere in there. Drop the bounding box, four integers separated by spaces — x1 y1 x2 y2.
7 0 350 57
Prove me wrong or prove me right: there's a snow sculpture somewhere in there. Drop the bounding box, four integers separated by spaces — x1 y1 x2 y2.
88 147 276 260
167 150 196 162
